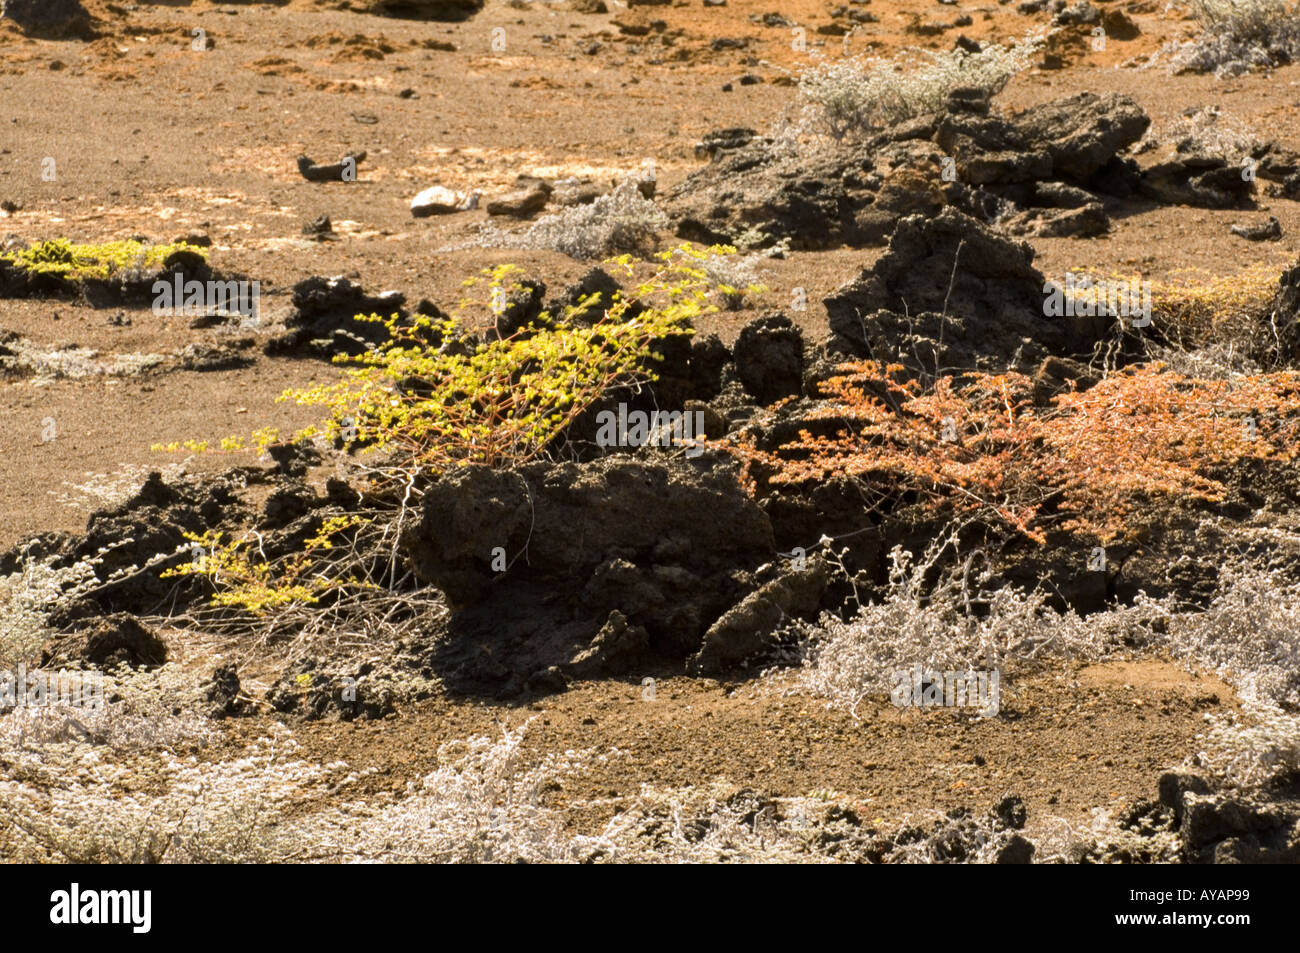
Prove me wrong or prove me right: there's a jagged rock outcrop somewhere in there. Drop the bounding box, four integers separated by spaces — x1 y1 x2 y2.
402 457 833 693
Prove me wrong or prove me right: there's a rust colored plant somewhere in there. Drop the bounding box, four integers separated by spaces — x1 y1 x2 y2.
728 361 1300 544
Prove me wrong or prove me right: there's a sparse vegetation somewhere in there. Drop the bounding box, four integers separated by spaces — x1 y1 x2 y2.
156 248 717 482
0 728 328 863
784 535 1154 718
162 516 375 615
725 360 1300 545
1167 559 1300 708
1162 106 1261 159
0 553 103 668
477 177 668 260
1166 0 1300 76
53 460 193 513
798 36 1042 141
696 243 773 310
306 726 588 863
7 0 1300 871
0 238 206 281
0 335 167 382
1199 705 1300 788
1146 264 1283 359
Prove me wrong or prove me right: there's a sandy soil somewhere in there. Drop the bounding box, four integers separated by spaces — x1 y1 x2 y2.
217 658 1236 833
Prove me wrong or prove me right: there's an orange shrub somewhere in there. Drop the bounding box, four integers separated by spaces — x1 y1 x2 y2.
728 361 1300 544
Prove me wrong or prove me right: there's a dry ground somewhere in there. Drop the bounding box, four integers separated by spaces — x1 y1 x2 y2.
0 0 1291 836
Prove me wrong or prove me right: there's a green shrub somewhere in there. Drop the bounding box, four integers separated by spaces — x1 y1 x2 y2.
0 238 206 281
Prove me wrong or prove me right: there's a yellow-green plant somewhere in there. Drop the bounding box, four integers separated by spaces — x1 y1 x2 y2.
158 245 736 476
162 516 372 614
1148 263 1280 352
0 238 207 280
1060 262 1283 363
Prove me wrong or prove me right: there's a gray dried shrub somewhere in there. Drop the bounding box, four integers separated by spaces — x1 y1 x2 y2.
480 177 667 260
789 543 1300 722
0 729 331 863
1167 559 1300 709
787 542 1134 717
797 37 1041 141
1167 0 1300 76
1198 705 1300 788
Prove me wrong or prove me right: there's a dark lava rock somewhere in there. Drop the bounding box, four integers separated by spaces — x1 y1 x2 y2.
689 333 731 400
262 482 320 530
689 556 829 673
178 341 255 372
513 174 554 196
266 658 396 722
362 0 484 19
486 188 549 218
1001 201 1109 238
993 794 1029 830
883 796 1038 863
694 127 758 161
50 478 228 621
0 531 76 578
491 276 548 339
732 313 805 403
823 207 1110 374
993 834 1036 864
663 138 890 250
296 151 367 184
1140 156 1255 209
1158 770 1213 826
2 469 263 624
1014 92 1149 180
1269 257 1300 363
1 0 91 39
552 178 605 206
1250 140 1300 183
1231 216 1282 241
401 457 779 693
203 664 252 718
569 610 651 677
267 441 323 479
935 109 1051 185
542 267 628 326
266 275 407 358
404 457 771 605
1181 791 1298 862
303 215 335 238
663 92 1158 250
41 613 167 670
